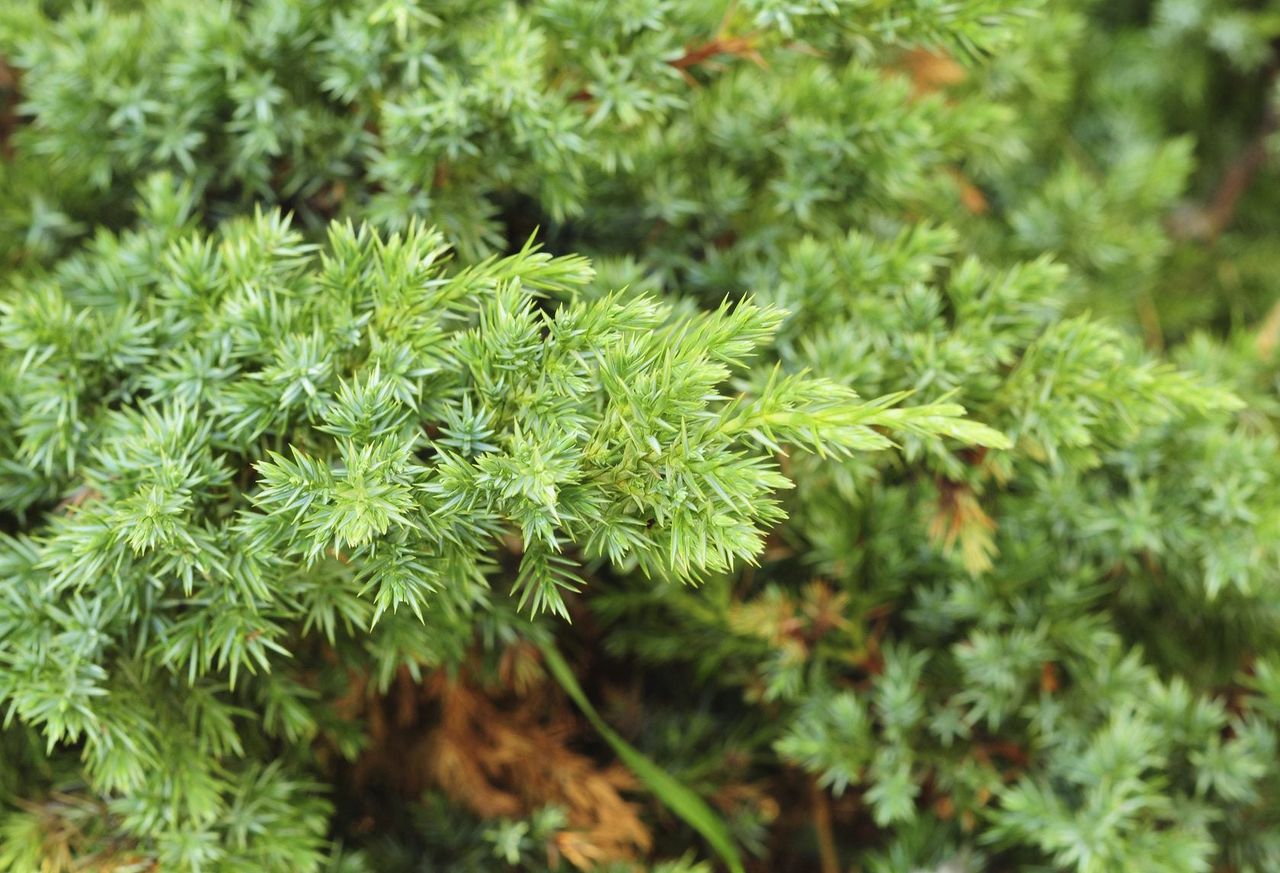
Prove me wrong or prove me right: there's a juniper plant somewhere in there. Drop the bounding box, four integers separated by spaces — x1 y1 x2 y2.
1 1 1279 872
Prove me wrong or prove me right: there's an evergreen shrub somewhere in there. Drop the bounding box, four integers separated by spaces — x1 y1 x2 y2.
1 1 1279 871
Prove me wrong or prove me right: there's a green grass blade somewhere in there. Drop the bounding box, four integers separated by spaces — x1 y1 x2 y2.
539 641 747 873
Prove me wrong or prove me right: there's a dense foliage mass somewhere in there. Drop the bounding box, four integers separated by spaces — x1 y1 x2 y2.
1 1 1278 871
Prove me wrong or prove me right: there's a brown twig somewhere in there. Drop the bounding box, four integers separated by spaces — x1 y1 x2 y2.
810 777 840 873
668 5 767 88
0 58 21 161
55 486 102 514
1170 62 1278 242
1136 289 1165 351
670 35 766 74
1200 137 1271 241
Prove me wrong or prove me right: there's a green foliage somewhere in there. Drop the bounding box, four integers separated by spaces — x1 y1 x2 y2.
0 0 1278 872
0 179 992 868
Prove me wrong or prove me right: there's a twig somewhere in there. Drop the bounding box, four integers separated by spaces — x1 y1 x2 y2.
669 34 767 87
1136 289 1164 351
1170 62 1278 242
0 58 20 160
811 777 840 873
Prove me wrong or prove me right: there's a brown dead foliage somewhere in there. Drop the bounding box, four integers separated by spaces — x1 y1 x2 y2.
336 654 652 870
1257 298 1280 361
6 793 150 873
900 48 967 97
929 480 997 575
892 50 991 216
948 166 990 215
